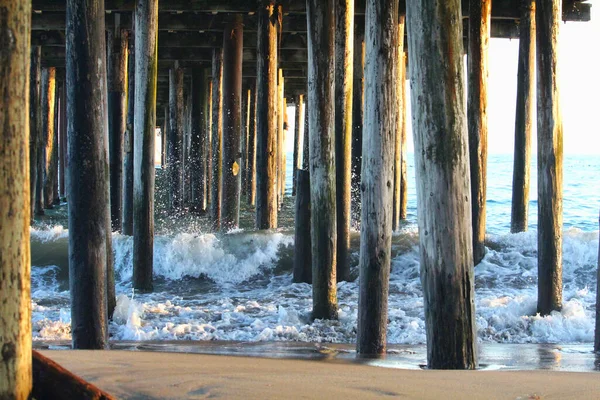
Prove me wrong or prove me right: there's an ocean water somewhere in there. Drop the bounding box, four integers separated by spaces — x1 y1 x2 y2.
30 153 600 353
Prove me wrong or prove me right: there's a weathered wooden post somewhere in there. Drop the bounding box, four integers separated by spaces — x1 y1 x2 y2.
123 39 135 236
206 76 213 207
351 28 365 217
162 105 167 167
406 0 477 369
247 84 257 206
66 0 112 348
0 0 32 396
595 210 600 352
399 50 408 220
183 84 192 206
307 0 338 320
281 97 287 201
293 169 312 284
468 0 491 265
168 66 184 211
335 0 354 282
392 18 405 231
536 0 563 315
256 1 280 229
42 67 57 209
303 100 309 170
511 0 535 234
108 19 128 232
211 48 223 229
190 67 207 212
30 46 42 222
52 81 60 205
59 80 67 201
356 0 397 355
292 94 304 196
241 86 250 198
277 69 284 209
133 0 158 292
221 15 243 230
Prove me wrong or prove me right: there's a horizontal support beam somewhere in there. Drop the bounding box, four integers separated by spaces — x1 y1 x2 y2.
31 1 591 31
31 0 591 21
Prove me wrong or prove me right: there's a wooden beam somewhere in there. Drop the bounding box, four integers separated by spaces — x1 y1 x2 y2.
407 0 477 369
65 0 110 349
511 0 535 234
133 0 158 292
210 49 223 229
536 0 563 316
0 0 32 397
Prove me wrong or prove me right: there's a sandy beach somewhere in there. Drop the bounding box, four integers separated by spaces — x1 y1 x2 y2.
41 350 600 399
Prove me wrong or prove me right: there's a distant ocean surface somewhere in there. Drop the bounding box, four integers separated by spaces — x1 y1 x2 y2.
30 153 600 349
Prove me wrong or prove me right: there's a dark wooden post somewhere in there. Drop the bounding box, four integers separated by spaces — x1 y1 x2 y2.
30 46 42 222
123 39 135 236
292 94 304 196
42 67 57 209
595 211 600 352
281 97 287 201
351 28 365 218
392 18 405 231
66 0 111 349
59 80 67 201
511 0 535 234
247 84 257 206
0 0 32 396
52 81 60 205
307 0 338 320
183 84 192 206
108 20 128 232
190 67 207 212
210 48 223 229
161 105 167 167
168 66 184 211
277 69 284 209
536 0 563 316
221 15 244 230
303 100 309 170
256 1 279 229
133 0 158 292
468 0 491 265
206 76 213 207
406 0 477 369
335 0 354 282
356 0 397 356
293 169 312 284
241 87 250 198
399 50 408 220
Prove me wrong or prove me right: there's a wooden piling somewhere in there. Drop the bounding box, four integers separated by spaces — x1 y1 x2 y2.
133 0 158 292
58 80 67 201
292 94 304 196
206 77 213 207
356 0 397 356
303 101 309 170
65 0 111 348
123 39 135 236
282 97 287 200
30 46 42 222
52 82 60 205
108 24 128 232
190 67 207 212
468 0 491 265
536 0 563 316
399 50 408 220
221 15 243 230
306 0 338 321
0 0 32 396
256 1 280 229
277 69 284 209
210 48 223 230
335 0 354 282
241 87 250 198
406 0 477 369
351 30 365 217
161 106 167 167
42 67 57 209
511 0 535 234
595 211 600 352
247 84 257 206
168 66 184 211
392 17 405 232
293 169 312 284
183 84 192 206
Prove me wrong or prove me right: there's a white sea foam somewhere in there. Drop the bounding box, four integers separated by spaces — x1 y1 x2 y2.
30 225 68 242
30 225 599 346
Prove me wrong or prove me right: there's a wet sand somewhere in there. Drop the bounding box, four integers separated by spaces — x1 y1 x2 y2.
41 350 600 399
